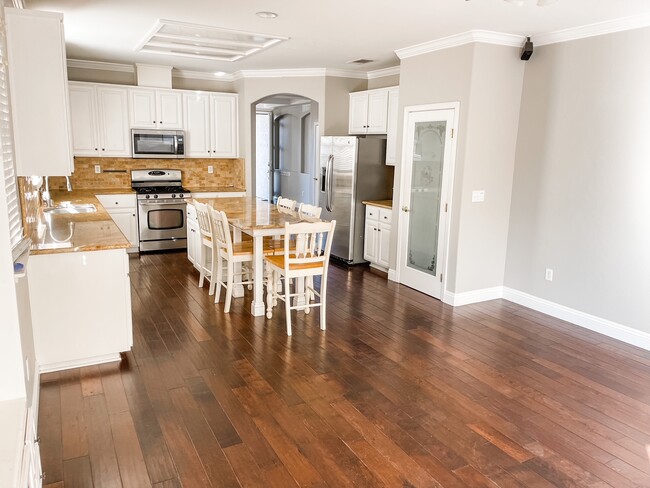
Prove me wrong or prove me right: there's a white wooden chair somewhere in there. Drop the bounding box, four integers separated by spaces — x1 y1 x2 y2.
208 205 275 313
297 202 322 220
264 220 336 335
194 202 215 294
276 196 296 213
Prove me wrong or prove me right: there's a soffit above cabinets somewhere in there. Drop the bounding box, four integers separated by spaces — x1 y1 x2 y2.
136 20 288 63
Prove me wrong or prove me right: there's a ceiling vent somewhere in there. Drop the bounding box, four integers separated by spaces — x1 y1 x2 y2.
136 20 288 62
347 58 374 65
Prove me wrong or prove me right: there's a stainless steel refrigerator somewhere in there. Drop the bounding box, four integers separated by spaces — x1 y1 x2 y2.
319 136 392 264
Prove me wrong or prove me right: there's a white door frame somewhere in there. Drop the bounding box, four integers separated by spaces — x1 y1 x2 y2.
394 102 460 303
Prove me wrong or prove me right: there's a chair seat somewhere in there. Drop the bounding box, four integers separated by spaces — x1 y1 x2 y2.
265 254 324 271
231 241 276 256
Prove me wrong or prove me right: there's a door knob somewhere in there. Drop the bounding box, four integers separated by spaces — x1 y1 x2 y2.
402 206 409 212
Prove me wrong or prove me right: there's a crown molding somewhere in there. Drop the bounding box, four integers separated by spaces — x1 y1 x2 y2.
533 13 650 46
396 30 524 59
367 66 400 79
67 59 135 73
70 61 394 82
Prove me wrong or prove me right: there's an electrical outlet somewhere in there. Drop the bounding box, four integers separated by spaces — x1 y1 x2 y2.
545 268 554 281
94 165 101 174
471 190 485 202
207 165 214 174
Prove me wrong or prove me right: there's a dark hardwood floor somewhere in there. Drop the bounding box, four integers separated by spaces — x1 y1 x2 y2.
38 251 650 487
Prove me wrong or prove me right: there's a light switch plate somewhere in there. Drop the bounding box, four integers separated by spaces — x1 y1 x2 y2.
545 268 554 281
471 190 485 202
94 165 101 174
207 165 214 174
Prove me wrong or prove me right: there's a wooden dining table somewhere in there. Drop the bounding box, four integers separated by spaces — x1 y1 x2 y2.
192 196 323 316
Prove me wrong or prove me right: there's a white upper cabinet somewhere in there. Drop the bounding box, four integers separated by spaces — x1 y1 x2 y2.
69 82 130 157
385 87 400 166
211 94 238 158
348 88 390 135
5 9 74 176
183 92 238 158
128 88 183 129
182 92 211 158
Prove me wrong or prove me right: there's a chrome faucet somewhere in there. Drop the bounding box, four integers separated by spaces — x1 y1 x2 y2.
42 176 73 207
42 176 53 207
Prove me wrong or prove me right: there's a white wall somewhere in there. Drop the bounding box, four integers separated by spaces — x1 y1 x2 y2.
393 43 524 294
505 27 650 334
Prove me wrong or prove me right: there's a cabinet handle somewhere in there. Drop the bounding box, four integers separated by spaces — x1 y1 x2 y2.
159 121 162 124
378 229 381 232
102 148 105 151
153 120 156 124
94 148 98 151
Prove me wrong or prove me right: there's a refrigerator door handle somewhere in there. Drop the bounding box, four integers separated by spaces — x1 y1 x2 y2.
326 154 334 211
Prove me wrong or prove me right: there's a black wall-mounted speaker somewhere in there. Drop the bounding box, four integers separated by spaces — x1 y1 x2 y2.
521 37 533 61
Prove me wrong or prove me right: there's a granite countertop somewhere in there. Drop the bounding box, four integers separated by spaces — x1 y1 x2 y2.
187 186 246 193
28 190 130 255
362 199 393 209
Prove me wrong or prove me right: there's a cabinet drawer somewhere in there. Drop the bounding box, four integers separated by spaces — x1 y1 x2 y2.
379 208 392 224
96 194 136 209
365 205 379 222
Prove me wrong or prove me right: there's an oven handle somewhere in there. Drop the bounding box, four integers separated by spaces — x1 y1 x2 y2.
138 202 188 207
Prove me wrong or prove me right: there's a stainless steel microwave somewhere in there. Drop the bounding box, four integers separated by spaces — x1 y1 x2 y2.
131 129 185 159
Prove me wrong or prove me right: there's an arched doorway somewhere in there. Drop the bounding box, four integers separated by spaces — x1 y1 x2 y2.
252 94 319 204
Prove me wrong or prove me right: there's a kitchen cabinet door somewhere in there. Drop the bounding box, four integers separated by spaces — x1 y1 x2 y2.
96 86 130 157
69 83 100 157
183 92 212 158
211 93 238 158
157 90 183 129
385 87 399 166
109 208 138 248
128 88 156 129
349 91 369 134
377 222 391 269
363 220 377 263
366 89 389 133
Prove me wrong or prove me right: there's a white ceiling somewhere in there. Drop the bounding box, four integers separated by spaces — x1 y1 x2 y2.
24 0 650 75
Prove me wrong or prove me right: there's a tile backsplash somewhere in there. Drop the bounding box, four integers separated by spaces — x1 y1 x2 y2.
46 157 245 190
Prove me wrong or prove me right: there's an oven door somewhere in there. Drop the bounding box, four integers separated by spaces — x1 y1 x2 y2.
138 200 187 249
132 130 183 159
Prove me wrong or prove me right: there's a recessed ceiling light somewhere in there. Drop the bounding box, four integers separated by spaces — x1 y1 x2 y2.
213 71 227 77
256 11 278 19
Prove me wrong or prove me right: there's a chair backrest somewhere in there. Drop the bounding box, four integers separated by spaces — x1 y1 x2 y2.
283 220 336 272
297 202 322 220
194 202 212 241
276 196 296 213
207 205 233 256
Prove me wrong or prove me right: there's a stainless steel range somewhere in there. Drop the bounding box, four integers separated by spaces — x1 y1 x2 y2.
131 169 191 252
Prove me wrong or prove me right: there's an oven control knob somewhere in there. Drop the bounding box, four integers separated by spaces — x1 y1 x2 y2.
179 193 184 198
154 194 158 199
172 194 176 198
145 195 150 199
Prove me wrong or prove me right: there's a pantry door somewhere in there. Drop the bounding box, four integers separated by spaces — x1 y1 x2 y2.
397 105 458 299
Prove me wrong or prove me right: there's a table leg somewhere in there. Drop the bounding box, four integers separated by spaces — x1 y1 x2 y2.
232 228 244 298
250 235 266 316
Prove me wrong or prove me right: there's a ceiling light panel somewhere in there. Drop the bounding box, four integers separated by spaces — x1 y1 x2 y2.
136 20 288 62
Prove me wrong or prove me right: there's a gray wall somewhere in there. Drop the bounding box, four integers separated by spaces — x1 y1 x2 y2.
505 27 650 333
393 43 524 294
368 73 400 89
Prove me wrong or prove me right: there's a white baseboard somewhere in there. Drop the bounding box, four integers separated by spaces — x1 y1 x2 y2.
38 353 121 374
388 268 397 282
502 287 650 351
443 286 504 306
436 283 650 351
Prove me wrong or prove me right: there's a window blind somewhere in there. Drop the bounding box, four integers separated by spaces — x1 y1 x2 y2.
0 24 22 250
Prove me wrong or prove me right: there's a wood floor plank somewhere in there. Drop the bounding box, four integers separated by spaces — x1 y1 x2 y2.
38 253 650 488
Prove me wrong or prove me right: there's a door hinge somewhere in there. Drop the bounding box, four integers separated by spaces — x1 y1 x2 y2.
444 203 448 212
440 273 443 283
451 129 454 138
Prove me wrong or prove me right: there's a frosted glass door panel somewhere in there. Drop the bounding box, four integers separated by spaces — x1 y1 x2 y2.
407 121 446 276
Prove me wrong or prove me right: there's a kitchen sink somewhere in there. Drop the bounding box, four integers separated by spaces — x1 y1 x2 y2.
43 204 97 214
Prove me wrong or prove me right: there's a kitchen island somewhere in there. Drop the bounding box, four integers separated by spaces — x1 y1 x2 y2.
26 189 133 372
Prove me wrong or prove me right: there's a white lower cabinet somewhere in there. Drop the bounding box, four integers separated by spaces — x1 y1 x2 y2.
187 202 200 269
28 249 133 371
364 205 392 271
95 194 139 251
